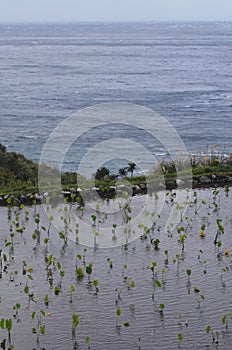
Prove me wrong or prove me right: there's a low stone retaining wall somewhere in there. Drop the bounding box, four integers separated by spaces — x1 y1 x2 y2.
1 174 232 207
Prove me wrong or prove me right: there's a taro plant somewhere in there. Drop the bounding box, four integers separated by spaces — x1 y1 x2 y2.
44 294 49 307
196 294 205 311
216 219 224 235
107 258 113 270
5 233 15 255
0 249 2 278
159 303 165 316
112 224 117 241
92 228 99 248
13 303 21 323
206 325 219 344
69 284 76 303
164 250 169 265
85 336 91 350
31 310 46 348
186 269 191 283
93 279 99 294
177 314 188 328
72 314 79 340
86 263 93 283
225 185 229 196
173 253 182 274
54 285 61 296
75 223 79 244
152 279 162 301
161 268 167 285
75 261 84 279
57 261 65 288
177 333 183 348
0 318 13 349
179 233 187 250
177 227 186 250
200 224 206 238
116 308 121 327
150 261 157 279
222 308 232 332
91 214 97 227
59 230 68 246
151 238 160 250
222 315 229 332
32 213 41 244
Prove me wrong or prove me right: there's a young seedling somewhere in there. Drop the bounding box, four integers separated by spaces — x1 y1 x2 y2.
159 303 165 316
150 261 157 279
177 314 188 328
186 269 191 282
152 279 162 301
107 258 113 270
164 250 169 265
200 224 206 238
222 315 229 332
196 294 205 311
57 261 65 288
91 214 97 227
86 263 93 283
72 314 79 340
85 336 91 350
173 254 181 274
54 285 61 296
122 264 128 278
13 303 21 323
83 248 87 264
151 238 160 250
31 310 46 348
206 325 219 344
178 333 183 348
116 308 121 327
93 279 99 294
137 336 141 349
44 294 49 307
193 285 200 293
161 268 167 285
180 233 187 250
0 318 13 348
112 224 117 241
75 262 84 279
75 223 79 244
225 185 229 196
216 219 224 234
69 284 76 303
32 213 41 244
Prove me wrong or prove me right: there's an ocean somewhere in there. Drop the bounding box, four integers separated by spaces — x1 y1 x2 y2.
0 22 232 174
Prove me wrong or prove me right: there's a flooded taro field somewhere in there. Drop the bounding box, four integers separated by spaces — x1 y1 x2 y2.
1 187 232 350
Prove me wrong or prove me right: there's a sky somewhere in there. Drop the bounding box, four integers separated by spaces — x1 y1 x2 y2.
0 0 232 23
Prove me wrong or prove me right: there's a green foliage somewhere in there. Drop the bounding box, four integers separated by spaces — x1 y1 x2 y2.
116 308 121 317
95 167 110 180
86 264 93 276
72 314 79 328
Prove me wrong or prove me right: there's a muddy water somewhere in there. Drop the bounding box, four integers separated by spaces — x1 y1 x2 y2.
1 187 232 350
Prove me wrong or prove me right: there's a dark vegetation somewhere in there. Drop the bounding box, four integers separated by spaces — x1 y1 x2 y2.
1 143 232 197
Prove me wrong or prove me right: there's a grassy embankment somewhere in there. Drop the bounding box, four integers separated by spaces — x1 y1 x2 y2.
1 143 232 197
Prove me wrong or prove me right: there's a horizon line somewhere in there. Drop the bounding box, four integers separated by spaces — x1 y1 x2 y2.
0 19 232 25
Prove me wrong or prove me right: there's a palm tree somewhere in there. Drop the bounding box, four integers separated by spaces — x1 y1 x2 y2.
119 167 127 177
127 162 136 178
